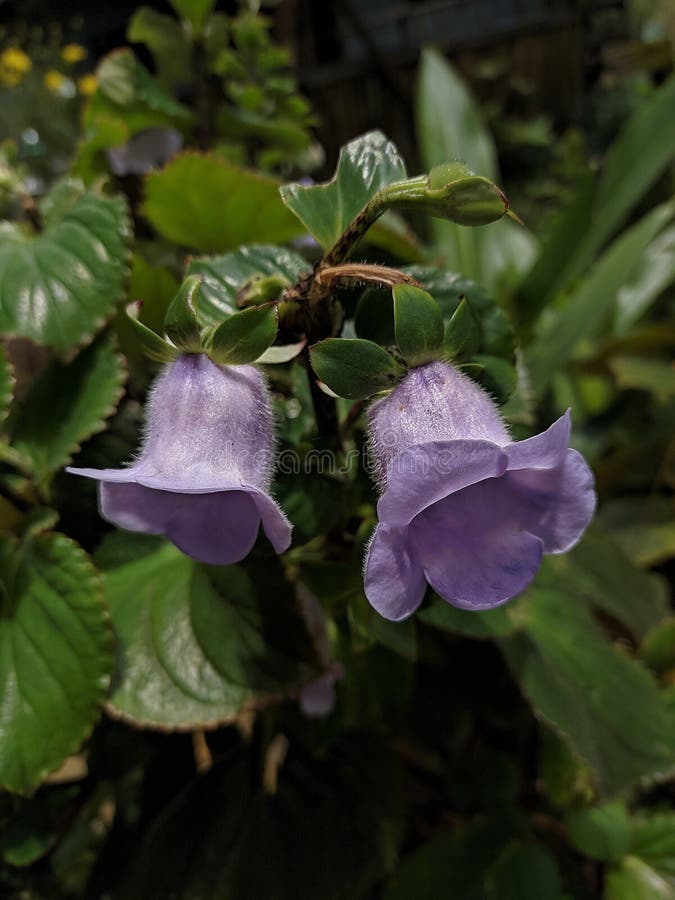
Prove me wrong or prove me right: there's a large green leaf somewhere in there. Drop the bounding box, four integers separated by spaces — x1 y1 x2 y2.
85 49 191 137
521 75 675 313
502 584 675 798
143 153 304 252
118 733 403 900
526 202 675 394
97 536 318 729
0 533 114 794
11 338 126 482
187 244 308 326
280 130 407 251
0 192 131 355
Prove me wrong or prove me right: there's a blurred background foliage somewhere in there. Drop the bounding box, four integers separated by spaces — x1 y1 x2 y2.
0 0 674 898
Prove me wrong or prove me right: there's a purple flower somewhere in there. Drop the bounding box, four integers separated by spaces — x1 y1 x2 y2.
68 354 291 565
364 361 595 620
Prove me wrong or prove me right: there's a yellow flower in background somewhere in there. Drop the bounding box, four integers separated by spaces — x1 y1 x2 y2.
0 47 32 87
61 43 87 64
77 73 97 96
44 69 67 92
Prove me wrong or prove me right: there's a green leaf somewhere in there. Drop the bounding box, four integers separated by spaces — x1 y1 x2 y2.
280 130 407 250
127 7 190 89
0 533 114 794
208 304 278 365
97 536 317 729
597 497 675 568
418 593 519 639
86 49 190 136
502 584 675 798
143 154 303 252
521 75 675 313
608 356 675 400
187 244 308 326
566 802 631 862
484 842 564 900
443 297 481 359
641 619 675 675
310 338 405 400
118 733 403 900
606 856 675 900
11 338 126 481
167 0 216 31
0 192 131 355
556 529 669 640
392 284 444 365
614 224 675 333
0 343 14 426
382 817 514 900
164 275 203 353
526 202 675 395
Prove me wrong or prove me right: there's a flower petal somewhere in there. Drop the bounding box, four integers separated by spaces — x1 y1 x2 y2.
364 524 427 621
508 449 596 553
506 410 571 471
67 465 138 484
377 440 508 527
245 487 293 554
410 481 544 610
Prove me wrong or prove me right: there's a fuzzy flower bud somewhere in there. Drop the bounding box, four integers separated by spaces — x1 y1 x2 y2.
68 354 291 564
364 360 595 620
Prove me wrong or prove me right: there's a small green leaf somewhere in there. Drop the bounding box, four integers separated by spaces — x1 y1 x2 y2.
11 338 126 481
164 275 203 353
187 244 308 326
641 619 675 675
392 284 444 366
280 130 407 250
0 192 131 356
310 338 406 400
167 0 216 31
127 6 190 89
144 154 303 252
208 305 278 365
0 533 114 794
484 842 564 900
566 802 631 862
124 311 179 363
444 296 481 359
98 536 317 729
256 339 305 364
606 856 674 900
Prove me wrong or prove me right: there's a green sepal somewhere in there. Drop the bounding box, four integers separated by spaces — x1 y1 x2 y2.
237 273 290 308
125 310 179 363
207 305 278 366
444 296 481 359
392 284 444 366
164 275 203 353
310 338 406 400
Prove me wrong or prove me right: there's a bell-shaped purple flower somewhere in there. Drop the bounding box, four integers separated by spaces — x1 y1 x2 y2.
68 354 291 565
364 361 595 620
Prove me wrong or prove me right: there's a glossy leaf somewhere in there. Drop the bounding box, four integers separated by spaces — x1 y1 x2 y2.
280 130 407 250
392 284 444 365
0 192 131 355
143 153 303 252
208 305 278 365
310 338 405 400
187 244 308 326
98 536 317 729
119 733 403 900
11 338 126 481
164 275 203 353
0 533 114 794
502 584 675 798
